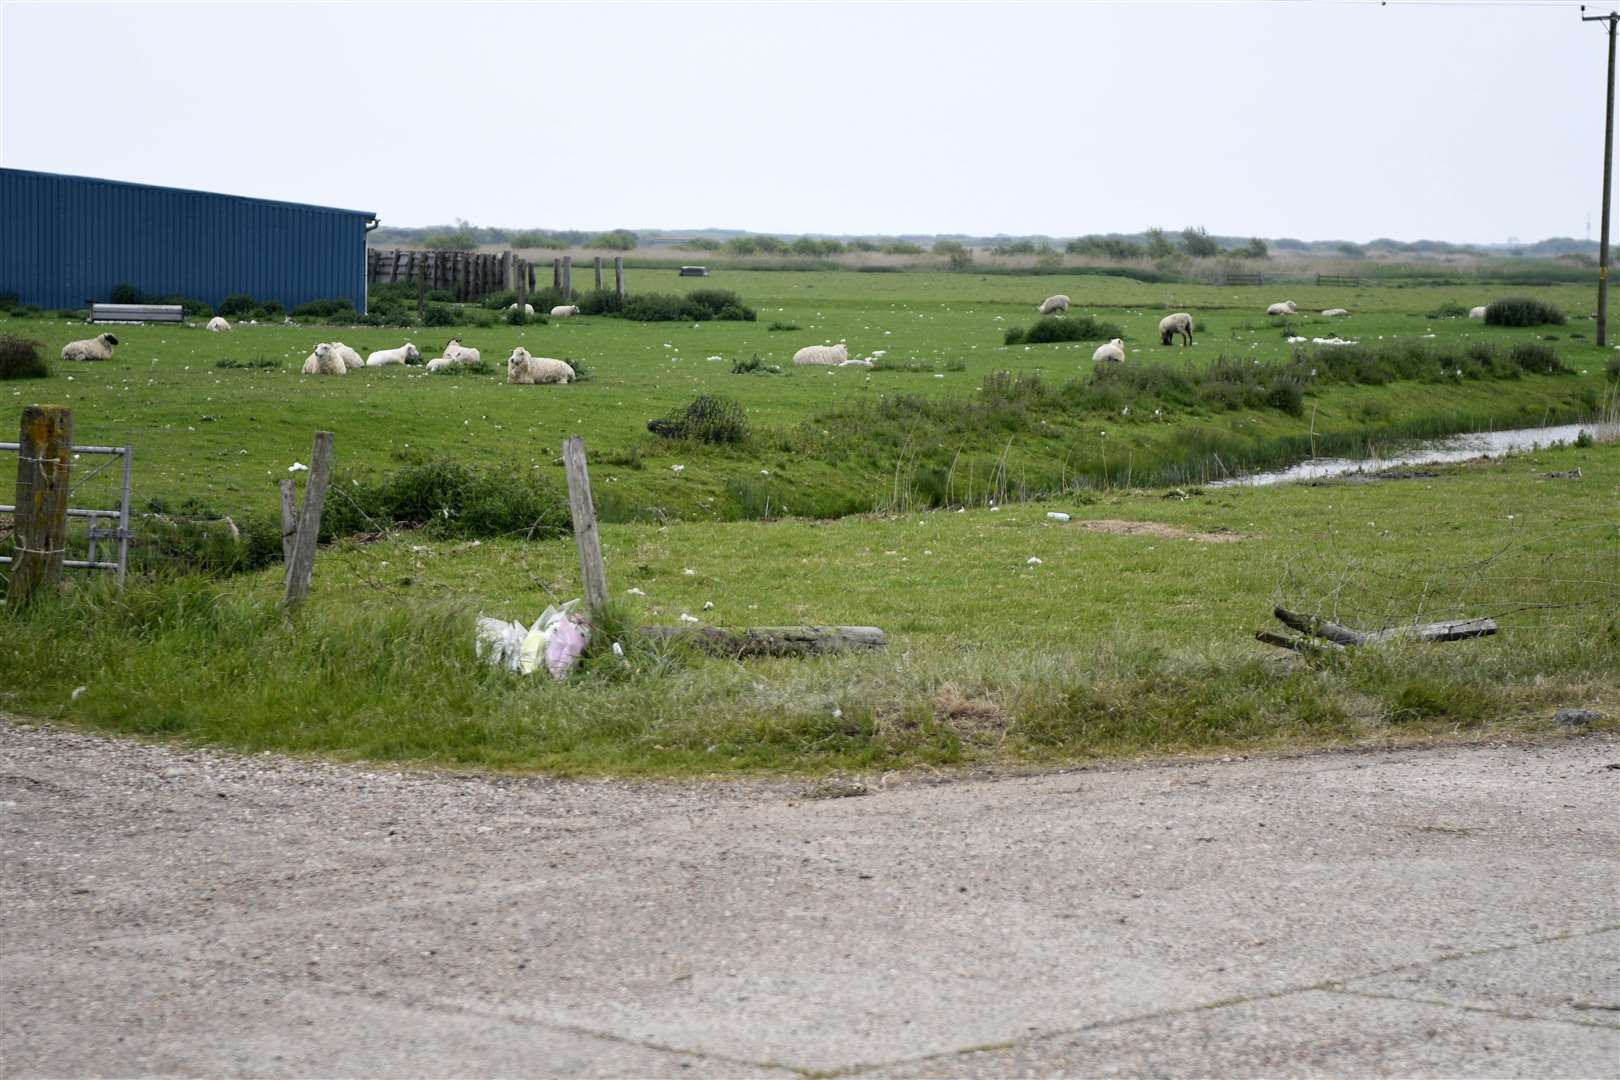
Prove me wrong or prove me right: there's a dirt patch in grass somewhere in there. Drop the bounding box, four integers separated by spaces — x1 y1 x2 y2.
1079 519 1249 544
933 683 1010 743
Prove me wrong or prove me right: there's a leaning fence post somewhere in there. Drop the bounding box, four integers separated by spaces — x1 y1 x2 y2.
278 478 299 563
7 405 72 606
282 431 333 608
561 436 608 613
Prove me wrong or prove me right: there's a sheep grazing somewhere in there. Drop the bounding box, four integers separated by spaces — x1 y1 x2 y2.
507 303 537 317
792 343 849 366
506 347 574 385
206 316 232 332
1468 306 1487 320
1158 312 1194 346
60 333 119 361
327 342 364 369
550 305 580 318
300 343 346 376
1321 308 1350 317
443 339 480 365
1092 338 1126 363
1038 294 1070 316
365 342 420 367
1266 301 1298 316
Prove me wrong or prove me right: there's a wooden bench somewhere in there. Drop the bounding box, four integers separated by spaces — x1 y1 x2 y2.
677 266 710 278
88 302 185 324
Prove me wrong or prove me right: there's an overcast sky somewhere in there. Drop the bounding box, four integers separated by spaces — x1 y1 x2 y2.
0 1 1610 243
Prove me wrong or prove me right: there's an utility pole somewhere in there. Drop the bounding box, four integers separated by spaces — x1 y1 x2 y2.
1583 7 1618 347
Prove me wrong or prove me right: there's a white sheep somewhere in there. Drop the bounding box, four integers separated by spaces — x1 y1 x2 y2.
550 305 580 317
425 357 458 373
1266 301 1298 316
300 343 346 376
1092 338 1126 363
1468 306 1487 320
206 316 232 332
507 347 574 385
1038 294 1071 316
326 342 364 369
61 333 119 361
1321 308 1350 317
365 342 420 367
793 343 849 366
507 303 536 317
1159 312 1194 346
443 339 480 365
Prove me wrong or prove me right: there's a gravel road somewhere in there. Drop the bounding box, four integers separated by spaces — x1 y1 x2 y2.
2 717 1616 1078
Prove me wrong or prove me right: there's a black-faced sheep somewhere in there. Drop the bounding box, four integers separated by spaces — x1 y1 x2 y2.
61 333 119 361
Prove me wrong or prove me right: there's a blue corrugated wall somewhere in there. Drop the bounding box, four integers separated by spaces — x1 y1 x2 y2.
0 169 375 312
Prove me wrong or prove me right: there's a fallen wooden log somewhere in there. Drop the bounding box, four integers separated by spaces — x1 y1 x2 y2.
640 625 887 658
1254 631 1344 654
1266 606 1497 650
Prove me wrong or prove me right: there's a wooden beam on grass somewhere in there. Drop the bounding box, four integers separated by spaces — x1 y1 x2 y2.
640 625 888 659
282 431 333 609
1270 606 1497 647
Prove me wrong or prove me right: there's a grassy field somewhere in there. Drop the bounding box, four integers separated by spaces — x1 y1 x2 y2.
2 270 1616 774
3 271 1610 526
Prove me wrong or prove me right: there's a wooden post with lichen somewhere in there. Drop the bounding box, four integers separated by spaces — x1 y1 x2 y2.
516 258 528 311
561 436 608 613
282 432 333 609
562 255 573 301
7 406 71 607
594 256 603 291
614 256 625 300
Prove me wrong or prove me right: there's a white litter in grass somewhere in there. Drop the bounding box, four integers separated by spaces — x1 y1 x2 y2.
287 462 308 472
1046 512 1071 522
679 613 700 624
1287 336 1308 344
1312 337 1358 346
702 601 714 611
1027 556 1043 566
670 464 685 473
626 587 646 596
71 686 87 701
682 567 695 576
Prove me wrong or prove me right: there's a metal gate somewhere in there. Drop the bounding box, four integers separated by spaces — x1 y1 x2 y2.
1 440 132 588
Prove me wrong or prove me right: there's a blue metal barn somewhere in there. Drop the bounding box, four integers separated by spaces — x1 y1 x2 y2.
0 168 377 312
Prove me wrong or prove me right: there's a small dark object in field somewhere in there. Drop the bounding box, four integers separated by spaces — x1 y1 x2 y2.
1540 468 1582 480
803 781 869 800
1555 709 1602 726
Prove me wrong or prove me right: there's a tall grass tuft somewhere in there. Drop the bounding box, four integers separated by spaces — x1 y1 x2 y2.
1484 297 1566 327
0 334 49 379
1003 314 1123 346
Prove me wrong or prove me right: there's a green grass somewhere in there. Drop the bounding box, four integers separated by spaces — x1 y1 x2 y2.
2 444 1614 774
7 271 1609 527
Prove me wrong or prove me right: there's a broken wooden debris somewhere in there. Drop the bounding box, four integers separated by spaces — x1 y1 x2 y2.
1258 606 1497 651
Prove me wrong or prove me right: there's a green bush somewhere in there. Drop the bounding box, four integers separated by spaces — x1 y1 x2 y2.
291 299 358 320
575 289 624 316
425 289 455 303
1484 297 1565 327
1607 355 1620 381
686 289 757 321
0 293 18 311
1005 315 1123 346
255 302 284 321
767 321 800 332
109 283 142 304
1430 301 1472 318
646 394 750 444
621 293 691 322
482 290 519 311
0 334 49 379
505 307 530 326
422 306 460 327
217 294 257 318
323 460 570 540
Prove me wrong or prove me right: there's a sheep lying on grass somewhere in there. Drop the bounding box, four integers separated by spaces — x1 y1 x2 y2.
1038 294 1070 315
507 303 536 317
1468 306 1487 320
507 346 574 385
300 343 345 376
1092 338 1125 363
1266 301 1298 316
61 333 119 361
327 342 363 369
1158 313 1194 346
443 339 480 364
793 343 849 366
206 316 232 332
425 357 458 373
365 343 420 367
550 305 580 318
1321 308 1350 317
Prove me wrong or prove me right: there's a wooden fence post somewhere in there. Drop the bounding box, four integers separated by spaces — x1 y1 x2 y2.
561 255 573 300
416 269 426 322
7 405 71 606
594 256 603 291
516 258 528 310
500 250 513 292
552 258 561 290
561 436 608 612
614 256 625 299
278 478 298 563
282 431 333 608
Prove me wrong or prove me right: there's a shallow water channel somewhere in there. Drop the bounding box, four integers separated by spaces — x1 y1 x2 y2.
1211 423 1602 488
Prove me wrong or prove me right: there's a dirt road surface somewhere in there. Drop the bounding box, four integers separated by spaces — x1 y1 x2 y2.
2 717 1616 1078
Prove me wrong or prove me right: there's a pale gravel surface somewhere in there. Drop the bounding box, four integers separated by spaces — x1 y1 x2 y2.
1 715 1616 1078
